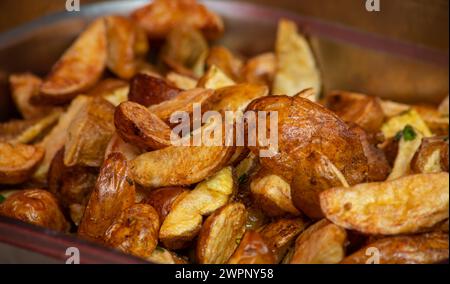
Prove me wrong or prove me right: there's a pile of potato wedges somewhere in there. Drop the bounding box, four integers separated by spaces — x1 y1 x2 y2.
0 0 448 264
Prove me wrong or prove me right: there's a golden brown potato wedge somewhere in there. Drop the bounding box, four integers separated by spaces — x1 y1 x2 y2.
228 230 276 264
0 189 69 232
166 72 198 90
206 46 243 81
87 78 128 97
131 0 224 40
413 105 449 136
128 73 181 107
105 204 160 259
246 95 368 184
64 97 115 167
78 153 135 243
105 15 149 79
438 95 449 116
144 187 189 222
320 173 449 235
411 136 449 173
197 203 247 264
36 18 107 104
212 84 268 113
381 109 432 138
9 73 53 119
147 246 189 264
326 91 385 133
114 101 174 150
0 142 44 185
273 19 321 98
341 232 449 264
245 206 269 231
259 218 309 263
290 219 347 264
241 52 276 86
197 65 235 90
250 168 300 217
379 99 411 118
104 133 142 161
159 167 235 249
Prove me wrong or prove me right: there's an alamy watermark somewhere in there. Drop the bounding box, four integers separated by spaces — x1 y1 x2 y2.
66 0 80 12
365 0 380 12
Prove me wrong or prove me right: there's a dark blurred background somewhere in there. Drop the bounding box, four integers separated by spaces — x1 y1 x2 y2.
0 0 448 51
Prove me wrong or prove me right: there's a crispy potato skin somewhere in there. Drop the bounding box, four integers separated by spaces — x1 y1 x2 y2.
104 133 142 161
212 84 268 113
290 219 347 264
37 19 107 104
320 173 449 235
87 78 128 98
132 0 224 40
64 97 115 167
114 101 173 150
105 204 160 259
228 230 276 264
341 232 449 264
241 53 276 86
326 91 385 133
0 142 44 185
144 187 189 222
206 46 242 81
197 203 247 264
78 153 135 243
0 189 69 232
411 136 449 173
128 74 181 107
259 218 309 263
105 15 148 79
246 95 368 184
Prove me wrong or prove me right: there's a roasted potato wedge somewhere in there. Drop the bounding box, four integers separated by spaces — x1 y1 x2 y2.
87 78 128 97
104 133 142 161
159 167 235 249
273 19 321 98
0 142 44 185
114 101 174 150
105 15 149 79
413 105 449 136
36 18 107 104
320 173 449 235
144 187 189 222
326 91 385 133
128 73 181 107
241 52 276 86
438 95 449 116
105 204 160 259
290 219 347 264
246 95 368 184
411 136 449 173
259 218 309 263
228 230 276 264
197 203 247 264
381 109 432 138
206 46 243 81
197 65 235 90
212 84 268 113
166 72 198 90
78 153 135 243
341 232 449 264
132 0 224 40
64 97 115 167
147 246 188 264
250 168 300 217
380 99 411 118
0 189 69 232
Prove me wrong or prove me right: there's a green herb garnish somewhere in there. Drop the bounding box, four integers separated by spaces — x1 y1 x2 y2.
238 173 248 185
402 125 417 141
0 195 5 203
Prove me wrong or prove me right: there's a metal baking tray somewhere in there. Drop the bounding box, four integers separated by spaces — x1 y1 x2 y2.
0 0 448 263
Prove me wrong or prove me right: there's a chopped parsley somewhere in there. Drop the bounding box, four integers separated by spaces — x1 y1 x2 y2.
394 125 417 142
0 195 5 203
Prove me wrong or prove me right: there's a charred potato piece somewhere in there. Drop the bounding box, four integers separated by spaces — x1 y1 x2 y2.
197 65 235 90
78 153 135 243
250 168 300 217
228 230 276 264
411 136 449 173
114 101 173 150
64 97 115 167
326 91 385 133
273 19 321 98
259 218 309 263
246 95 368 184
0 189 69 232
206 46 243 81
105 15 148 79
290 219 347 264
291 151 349 219
212 84 268 113
132 0 224 40
241 53 276 86
144 187 189 222
104 133 142 161
320 173 449 235
159 167 235 249
166 72 198 90
197 203 247 264
341 232 449 264
105 204 160 259
0 142 44 185
413 105 449 136
36 18 107 104
128 74 181 107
